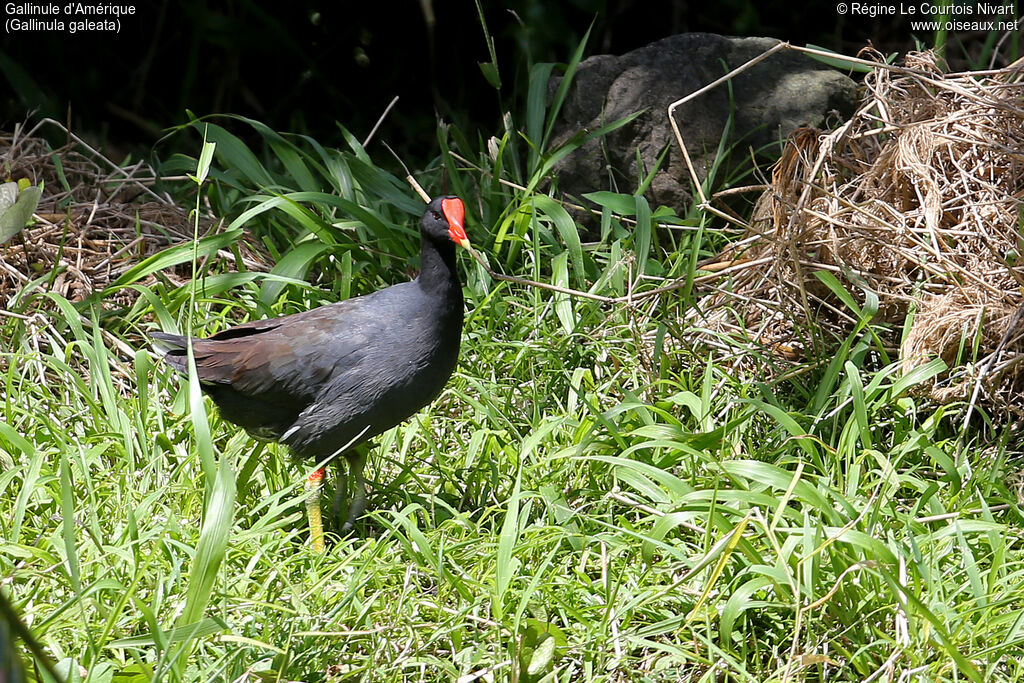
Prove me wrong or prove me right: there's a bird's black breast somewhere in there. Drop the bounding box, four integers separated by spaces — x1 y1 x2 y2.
280 284 463 459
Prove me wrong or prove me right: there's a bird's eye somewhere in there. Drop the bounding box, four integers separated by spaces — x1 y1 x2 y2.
432 210 442 220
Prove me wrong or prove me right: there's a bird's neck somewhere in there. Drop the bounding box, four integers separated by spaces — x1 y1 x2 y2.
417 235 461 299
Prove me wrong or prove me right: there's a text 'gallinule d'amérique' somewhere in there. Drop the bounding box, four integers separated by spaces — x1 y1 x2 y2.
152 195 470 551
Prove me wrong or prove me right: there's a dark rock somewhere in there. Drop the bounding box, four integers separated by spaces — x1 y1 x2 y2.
549 34 858 213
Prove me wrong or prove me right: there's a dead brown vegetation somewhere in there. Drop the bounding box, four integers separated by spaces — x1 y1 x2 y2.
0 119 267 312
694 49 1024 413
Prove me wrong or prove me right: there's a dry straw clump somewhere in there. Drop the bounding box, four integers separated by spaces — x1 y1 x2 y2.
0 119 267 311
696 49 1024 412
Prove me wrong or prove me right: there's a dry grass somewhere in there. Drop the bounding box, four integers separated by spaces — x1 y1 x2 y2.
0 119 268 311
693 49 1024 413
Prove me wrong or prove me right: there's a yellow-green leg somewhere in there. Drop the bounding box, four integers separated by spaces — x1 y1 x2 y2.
305 466 326 553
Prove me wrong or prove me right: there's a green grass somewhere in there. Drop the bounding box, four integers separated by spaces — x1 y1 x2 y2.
4 46 1024 683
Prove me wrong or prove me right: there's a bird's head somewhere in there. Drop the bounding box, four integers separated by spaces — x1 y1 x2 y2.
422 195 470 249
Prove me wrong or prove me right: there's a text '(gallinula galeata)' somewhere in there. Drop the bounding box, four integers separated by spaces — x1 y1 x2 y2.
152 195 470 550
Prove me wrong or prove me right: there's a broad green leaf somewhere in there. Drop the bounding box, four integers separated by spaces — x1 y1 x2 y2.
199 122 274 188
0 184 40 245
493 465 522 621
634 194 652 275
543 22 593 145
193 137 216 185
583 191 637 215
526 62 556 170
107 618 227 649
478 62 501 89
892 358 947 396
259 241 332 306
551 251 575 334
178 457 236 628
107 230 242 289
804 44 877 73
533 195 583 281
720 460 830 511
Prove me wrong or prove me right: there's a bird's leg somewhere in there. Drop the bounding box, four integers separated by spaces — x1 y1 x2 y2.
342 450 368 532
331 456 350 530
304 467 326 553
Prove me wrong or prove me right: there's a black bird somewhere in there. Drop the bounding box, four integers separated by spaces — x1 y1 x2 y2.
152 196 470 549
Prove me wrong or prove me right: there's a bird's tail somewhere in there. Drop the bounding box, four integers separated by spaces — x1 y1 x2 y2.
149 331 190 373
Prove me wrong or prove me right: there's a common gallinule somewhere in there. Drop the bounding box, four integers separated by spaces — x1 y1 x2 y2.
152 195 470 550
